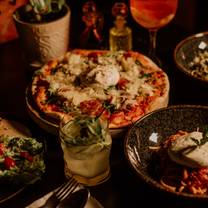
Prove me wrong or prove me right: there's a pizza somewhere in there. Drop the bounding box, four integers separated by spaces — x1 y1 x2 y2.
30 50 170 129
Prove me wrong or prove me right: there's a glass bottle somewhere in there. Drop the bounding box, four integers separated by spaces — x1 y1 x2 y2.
80 1 104 49
109 2 132 51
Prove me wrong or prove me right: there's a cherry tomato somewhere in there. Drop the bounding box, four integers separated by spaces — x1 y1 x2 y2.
20 151 33 162
117 78 129 90
4 156 16 169
80 99 103 116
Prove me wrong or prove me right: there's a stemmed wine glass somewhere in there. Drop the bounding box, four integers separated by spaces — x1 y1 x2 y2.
130 0 178 65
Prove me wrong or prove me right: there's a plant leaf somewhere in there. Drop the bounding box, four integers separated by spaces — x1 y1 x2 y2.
58 0 65 10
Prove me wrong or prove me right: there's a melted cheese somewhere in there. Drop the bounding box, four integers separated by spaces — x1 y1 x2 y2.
42 51 159 111
126 79 143 96
121 56 141 74
141 83 155 96
87 65 120 88
58 87 108 106
66 53 85 76
46 71 75 93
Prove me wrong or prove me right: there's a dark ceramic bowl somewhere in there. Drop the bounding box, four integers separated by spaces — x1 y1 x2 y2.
174 31 208 85
124 105 208 199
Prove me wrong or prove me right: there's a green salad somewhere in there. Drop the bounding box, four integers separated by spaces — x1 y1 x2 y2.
0 135 45 185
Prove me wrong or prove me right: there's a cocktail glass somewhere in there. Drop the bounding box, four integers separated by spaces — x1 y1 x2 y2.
130 0 178 65
59 114 112 186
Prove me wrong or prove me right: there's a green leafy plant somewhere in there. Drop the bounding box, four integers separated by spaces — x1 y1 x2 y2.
18 0 66 22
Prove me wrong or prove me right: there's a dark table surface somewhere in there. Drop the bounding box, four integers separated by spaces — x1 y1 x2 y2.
0 1 208 208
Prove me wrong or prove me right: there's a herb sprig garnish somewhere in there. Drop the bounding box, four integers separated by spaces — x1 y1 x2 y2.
177 127 208 155
191 127 208 146
103 101 116 114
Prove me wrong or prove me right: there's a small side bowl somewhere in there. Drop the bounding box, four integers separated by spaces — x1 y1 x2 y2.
174 31 208 85
124 105 208 199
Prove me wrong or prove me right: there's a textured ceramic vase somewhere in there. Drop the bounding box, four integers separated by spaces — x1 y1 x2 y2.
13 4 70 68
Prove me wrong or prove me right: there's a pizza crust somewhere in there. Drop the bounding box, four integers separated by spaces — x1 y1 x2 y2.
149 74 170 112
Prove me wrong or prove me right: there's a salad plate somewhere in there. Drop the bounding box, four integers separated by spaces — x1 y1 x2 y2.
0 113 46 204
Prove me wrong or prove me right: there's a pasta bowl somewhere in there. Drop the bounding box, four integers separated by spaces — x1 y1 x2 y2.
174 31 208 85
124 105 208 199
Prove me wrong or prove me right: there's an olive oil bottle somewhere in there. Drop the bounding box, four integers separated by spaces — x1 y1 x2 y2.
109 2 132 51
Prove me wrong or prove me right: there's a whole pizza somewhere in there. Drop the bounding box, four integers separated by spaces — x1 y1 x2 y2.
30 50 169 129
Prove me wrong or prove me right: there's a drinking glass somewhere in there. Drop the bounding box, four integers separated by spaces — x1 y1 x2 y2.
59 114 112 186
130 0 178 65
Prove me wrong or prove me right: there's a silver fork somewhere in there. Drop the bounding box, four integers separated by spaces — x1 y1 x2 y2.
40 177 79 208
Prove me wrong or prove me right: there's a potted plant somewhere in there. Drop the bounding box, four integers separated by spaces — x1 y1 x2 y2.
13 0 71 68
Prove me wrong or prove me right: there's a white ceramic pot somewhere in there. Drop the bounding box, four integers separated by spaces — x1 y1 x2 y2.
13 4 71 68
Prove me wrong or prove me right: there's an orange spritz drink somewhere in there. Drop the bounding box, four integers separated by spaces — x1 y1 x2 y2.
130 0 178 65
